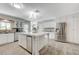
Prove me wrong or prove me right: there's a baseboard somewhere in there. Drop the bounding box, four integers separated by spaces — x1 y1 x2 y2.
55 40 68 43
55 40 79 45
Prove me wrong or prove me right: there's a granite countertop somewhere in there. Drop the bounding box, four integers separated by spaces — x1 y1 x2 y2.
0 32 15 34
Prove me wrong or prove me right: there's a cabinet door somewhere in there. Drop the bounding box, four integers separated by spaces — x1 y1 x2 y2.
0 34 7 44
38 36 44 50
7 33 14 42
18 34 27 49
27 37 32 52
38 35 48 50
14 33 19 41
0 34 14 45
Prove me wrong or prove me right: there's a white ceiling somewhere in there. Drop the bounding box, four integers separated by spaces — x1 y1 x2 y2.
0 3 79 21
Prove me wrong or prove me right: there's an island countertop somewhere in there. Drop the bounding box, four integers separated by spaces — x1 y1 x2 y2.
20 32 49 36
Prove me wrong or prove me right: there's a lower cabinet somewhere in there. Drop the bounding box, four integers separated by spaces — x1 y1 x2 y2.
18 34 27 49
0 33 14 45
27 37 32 52
7 33 14 42
38 35 48 51
0 34 7 44
18 34 32 52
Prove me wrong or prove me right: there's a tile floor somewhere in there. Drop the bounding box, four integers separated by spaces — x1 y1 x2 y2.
40 40 79 55
0 40 79 55
0 42 30 55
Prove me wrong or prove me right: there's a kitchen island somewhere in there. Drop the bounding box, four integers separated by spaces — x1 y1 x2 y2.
18 32 49 55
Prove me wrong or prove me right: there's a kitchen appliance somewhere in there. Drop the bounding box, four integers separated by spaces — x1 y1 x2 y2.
56 22 67 42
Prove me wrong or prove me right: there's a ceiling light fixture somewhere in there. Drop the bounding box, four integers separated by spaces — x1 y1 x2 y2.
10 3 23 9
28 9 40 19
2 20 10 22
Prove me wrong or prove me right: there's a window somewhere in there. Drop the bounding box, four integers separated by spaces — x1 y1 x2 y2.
23 24 28 33
0 21 11 30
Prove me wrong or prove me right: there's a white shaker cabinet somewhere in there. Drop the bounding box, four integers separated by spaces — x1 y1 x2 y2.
18 34 32 52
7 33 14 42
18 34 27 49
0 33 14 45
26 36 32 52
0 34 7 44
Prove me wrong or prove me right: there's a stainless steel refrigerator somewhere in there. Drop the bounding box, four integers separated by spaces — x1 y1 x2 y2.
56 22 67 42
